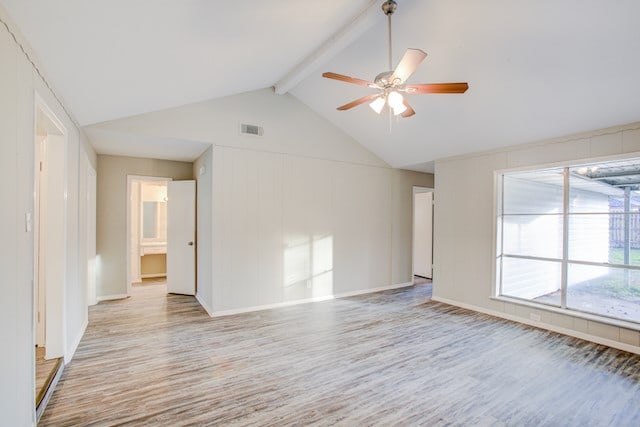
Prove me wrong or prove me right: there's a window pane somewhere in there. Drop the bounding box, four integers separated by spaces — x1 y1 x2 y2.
569 172 623 214
567 263 640 323
501 257 561 305
503 214 562 259
503 170 564 214
568 213 640 266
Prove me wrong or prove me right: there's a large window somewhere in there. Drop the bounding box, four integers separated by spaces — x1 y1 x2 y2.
497 159 640 324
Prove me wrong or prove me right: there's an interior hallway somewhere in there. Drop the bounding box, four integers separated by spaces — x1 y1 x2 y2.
40 282 640 426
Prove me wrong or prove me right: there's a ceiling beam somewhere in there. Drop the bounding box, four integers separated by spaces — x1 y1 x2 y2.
273 0 382 95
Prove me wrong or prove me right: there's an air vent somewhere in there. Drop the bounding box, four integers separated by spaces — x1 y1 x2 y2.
240 123 263 136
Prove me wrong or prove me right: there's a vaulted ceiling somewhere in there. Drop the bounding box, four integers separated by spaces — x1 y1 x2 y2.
3 0 640 172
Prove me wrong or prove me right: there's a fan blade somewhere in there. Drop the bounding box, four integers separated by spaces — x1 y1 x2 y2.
322 72 375 88
390 48 427 84
401 100 415 118
337 94 380 111
405 82 469 94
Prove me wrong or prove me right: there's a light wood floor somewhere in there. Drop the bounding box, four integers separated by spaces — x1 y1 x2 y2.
41 282 640 426
35 347 61 408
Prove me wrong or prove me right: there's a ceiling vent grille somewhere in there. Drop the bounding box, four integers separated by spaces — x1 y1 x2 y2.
240 123 263 136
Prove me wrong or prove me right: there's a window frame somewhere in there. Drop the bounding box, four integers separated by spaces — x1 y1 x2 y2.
492 154 640 330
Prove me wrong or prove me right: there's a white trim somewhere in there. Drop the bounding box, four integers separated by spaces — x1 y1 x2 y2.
33 93 68 361
437 121 640 166
210 282 414 317
64 319 87 364
495 149 640 177
491 295 640 331
432 296 640 355
35 92 67 135
195 292 214 317
96 294 129 302
126 175 172 296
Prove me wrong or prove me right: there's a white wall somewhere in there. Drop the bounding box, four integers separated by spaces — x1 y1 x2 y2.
88 88 388 168
0 5 97 424
206 146 433 313
93 89 433 314
434 122 640 353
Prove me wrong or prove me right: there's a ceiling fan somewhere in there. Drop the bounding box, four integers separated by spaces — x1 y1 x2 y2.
322 0 468 118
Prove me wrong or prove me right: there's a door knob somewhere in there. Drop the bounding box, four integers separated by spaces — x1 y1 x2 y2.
188 241 194 246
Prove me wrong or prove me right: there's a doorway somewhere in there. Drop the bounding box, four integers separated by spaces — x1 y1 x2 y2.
34 96 67 412
413 187 434 281
127 177 171 294
126 177 196 296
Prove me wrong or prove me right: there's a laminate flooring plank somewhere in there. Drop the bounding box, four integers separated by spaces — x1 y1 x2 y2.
35 346 62 407
40 282 640 426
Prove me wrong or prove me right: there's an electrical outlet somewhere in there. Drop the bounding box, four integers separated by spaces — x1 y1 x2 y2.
529 313 541 322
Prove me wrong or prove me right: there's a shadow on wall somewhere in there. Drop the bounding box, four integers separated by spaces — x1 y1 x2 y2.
284 235 333 300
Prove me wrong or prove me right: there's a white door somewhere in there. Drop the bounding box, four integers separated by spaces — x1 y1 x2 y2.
167 180 196 295
413 191 433 279
87 163 97 306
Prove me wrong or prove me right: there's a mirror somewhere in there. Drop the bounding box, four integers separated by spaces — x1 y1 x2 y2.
141 194 167 243
142 202 157 239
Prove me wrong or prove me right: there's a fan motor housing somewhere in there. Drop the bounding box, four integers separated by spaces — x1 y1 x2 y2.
381 0 397 16
374 71 401 89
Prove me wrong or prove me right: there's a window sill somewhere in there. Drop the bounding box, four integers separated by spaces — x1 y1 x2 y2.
491 295 640 332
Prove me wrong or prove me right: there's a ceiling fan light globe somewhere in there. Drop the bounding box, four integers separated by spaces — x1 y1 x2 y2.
387 91 404 109
369 97 385 114
392 103 407 116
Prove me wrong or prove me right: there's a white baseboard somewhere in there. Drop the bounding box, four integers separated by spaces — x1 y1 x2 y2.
210 282 414 317
65 318 88 364
431 296 640 355
96 294 129 302
196 292 214 317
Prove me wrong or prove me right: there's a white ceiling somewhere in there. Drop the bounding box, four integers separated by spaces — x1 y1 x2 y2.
84 127 210 162
1 0 374 125
3 0 640 171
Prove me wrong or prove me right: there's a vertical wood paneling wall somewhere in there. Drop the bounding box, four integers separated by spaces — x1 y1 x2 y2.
205 145 428 313
0 6 97 424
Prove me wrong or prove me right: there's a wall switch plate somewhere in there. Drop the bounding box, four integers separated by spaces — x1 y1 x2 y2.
25 212 32 232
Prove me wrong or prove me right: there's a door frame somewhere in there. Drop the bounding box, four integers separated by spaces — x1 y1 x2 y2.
33 92 68 360
411 186 434 281
86 161 97 306
126 175 172 295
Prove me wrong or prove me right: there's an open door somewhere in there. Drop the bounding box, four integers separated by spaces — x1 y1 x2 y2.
167 180 196 295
